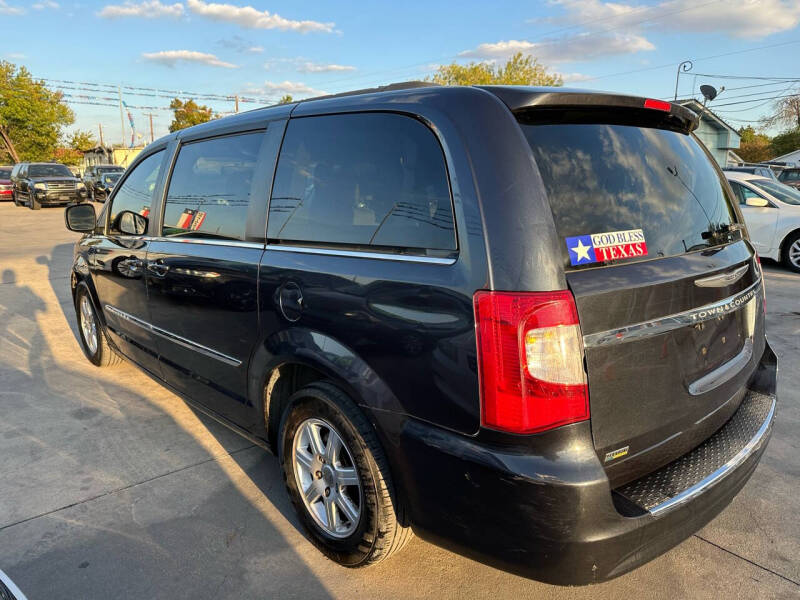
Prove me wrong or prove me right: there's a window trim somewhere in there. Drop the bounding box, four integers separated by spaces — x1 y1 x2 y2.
158 128 268 243
105 148 167 236
265 110 459 260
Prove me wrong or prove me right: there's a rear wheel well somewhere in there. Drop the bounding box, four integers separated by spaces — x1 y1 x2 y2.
263 363 327 452
780 228 800 257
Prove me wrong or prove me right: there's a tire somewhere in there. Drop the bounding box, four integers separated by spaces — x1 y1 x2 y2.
279 382 412 567
12 191 19 206
29 192 40 210
782 231 800 273
74 286 122 367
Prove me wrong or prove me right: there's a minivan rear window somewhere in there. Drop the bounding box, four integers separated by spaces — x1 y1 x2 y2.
519 121 739 268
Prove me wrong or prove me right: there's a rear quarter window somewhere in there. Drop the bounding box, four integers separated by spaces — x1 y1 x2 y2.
268 112 456 254
520 121 739 269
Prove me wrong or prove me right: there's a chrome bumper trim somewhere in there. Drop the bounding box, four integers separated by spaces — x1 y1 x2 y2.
649 395 775 516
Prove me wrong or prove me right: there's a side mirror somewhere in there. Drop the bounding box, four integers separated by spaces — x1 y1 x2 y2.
64 203 97 233
745 196 770 208
116 210 148 235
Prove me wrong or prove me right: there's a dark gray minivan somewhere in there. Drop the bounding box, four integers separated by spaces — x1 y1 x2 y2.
64 84 776 585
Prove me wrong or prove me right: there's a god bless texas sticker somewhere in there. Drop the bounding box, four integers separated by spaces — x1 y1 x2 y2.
565 229 648 266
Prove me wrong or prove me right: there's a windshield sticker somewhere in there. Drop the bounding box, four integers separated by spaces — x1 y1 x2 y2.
566 229 648 266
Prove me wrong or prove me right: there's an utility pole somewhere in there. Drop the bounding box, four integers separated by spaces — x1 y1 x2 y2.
118 86 125 146
98 123 104 147
144 113 155 143
234 95 239 113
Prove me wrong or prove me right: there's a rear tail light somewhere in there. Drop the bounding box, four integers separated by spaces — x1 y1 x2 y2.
473 291 589 434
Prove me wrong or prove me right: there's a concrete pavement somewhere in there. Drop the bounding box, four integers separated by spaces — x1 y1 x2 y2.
0 203 797 599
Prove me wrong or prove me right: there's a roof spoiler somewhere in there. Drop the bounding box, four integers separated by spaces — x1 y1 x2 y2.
479 87 699 133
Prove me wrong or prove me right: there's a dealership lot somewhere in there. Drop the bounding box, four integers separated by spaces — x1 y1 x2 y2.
0 203 797 599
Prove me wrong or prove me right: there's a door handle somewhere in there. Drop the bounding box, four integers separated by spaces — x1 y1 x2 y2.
146 261 170 277
118 257 143 272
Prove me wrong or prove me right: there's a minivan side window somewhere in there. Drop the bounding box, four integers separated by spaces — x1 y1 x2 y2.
162 132 265 241
108 151 164 234
268 113 456 253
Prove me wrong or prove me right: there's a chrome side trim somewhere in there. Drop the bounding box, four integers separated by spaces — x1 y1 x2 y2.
149 236 265 250
649 396 775 516
583 279 761 348
104 305 242 367
688 339 754 396
265 244 457 265
694 264 749 287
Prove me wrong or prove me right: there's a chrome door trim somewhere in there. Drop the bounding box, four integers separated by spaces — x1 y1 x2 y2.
149 236 265 250
583 278 761 349
104 304 242 367
649 395 775 516
694 264 749 287
264 244 457 265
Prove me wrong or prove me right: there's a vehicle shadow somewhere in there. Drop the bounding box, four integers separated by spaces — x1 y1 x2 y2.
0 265 333 599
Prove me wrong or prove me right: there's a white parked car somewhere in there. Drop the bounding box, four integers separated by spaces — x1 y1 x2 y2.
724 170 800 272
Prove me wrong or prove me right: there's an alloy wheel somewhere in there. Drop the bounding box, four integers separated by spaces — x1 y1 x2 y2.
789 239 800 269
79 295 98 355
292 417 362 538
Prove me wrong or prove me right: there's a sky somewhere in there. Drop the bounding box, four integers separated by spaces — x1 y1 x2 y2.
2 0 799 145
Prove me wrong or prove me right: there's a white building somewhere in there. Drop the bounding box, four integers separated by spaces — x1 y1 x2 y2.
770 148 800 167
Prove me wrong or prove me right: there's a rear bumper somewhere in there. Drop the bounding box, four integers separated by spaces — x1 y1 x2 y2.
374 341 777 585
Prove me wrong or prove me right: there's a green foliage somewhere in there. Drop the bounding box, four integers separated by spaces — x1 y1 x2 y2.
277 94 294 105
428 53 563 87
737 126 774 163
770 129 800 158
0 61 75 161
68 129 97 152
168 98 214 133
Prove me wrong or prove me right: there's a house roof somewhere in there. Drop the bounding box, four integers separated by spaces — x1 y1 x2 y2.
770 148 800 162
675 99 738 135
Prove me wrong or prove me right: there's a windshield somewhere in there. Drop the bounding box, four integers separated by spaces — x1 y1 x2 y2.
0 168 11 179
103 173 122 185
751 179 800 205
28 164 73 178
98 166 124 174
520 120 739 268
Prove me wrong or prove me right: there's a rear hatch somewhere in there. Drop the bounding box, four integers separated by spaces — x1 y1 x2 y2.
516 98 766 486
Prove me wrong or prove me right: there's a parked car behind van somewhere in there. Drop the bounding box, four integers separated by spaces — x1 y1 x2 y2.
11 162 87 209
83 164 125 201
725 170 800 272
63 83 776 586
778 167 800 190
0 166 13 201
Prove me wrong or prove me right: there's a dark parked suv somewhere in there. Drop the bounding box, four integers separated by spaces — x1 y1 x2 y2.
11 162 87 209
83 164 125 201
63 84 777 585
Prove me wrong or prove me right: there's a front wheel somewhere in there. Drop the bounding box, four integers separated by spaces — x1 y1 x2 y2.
782 231 800 273
29 192 40 210
280 382 412 567
75 286 122 367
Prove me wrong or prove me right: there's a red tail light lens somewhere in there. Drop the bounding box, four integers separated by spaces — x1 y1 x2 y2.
473 291 589 434
644 98 671 112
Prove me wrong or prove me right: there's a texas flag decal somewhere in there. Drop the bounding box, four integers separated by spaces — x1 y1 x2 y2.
566 228 648 266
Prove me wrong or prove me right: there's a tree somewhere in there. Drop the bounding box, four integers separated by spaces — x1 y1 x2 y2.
737 125 774 163
68 129 97 152
168 98 213 132
277 94 293 104
427 52 563 87
770 129 800 158
0 61 74 162
766 95 800 130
